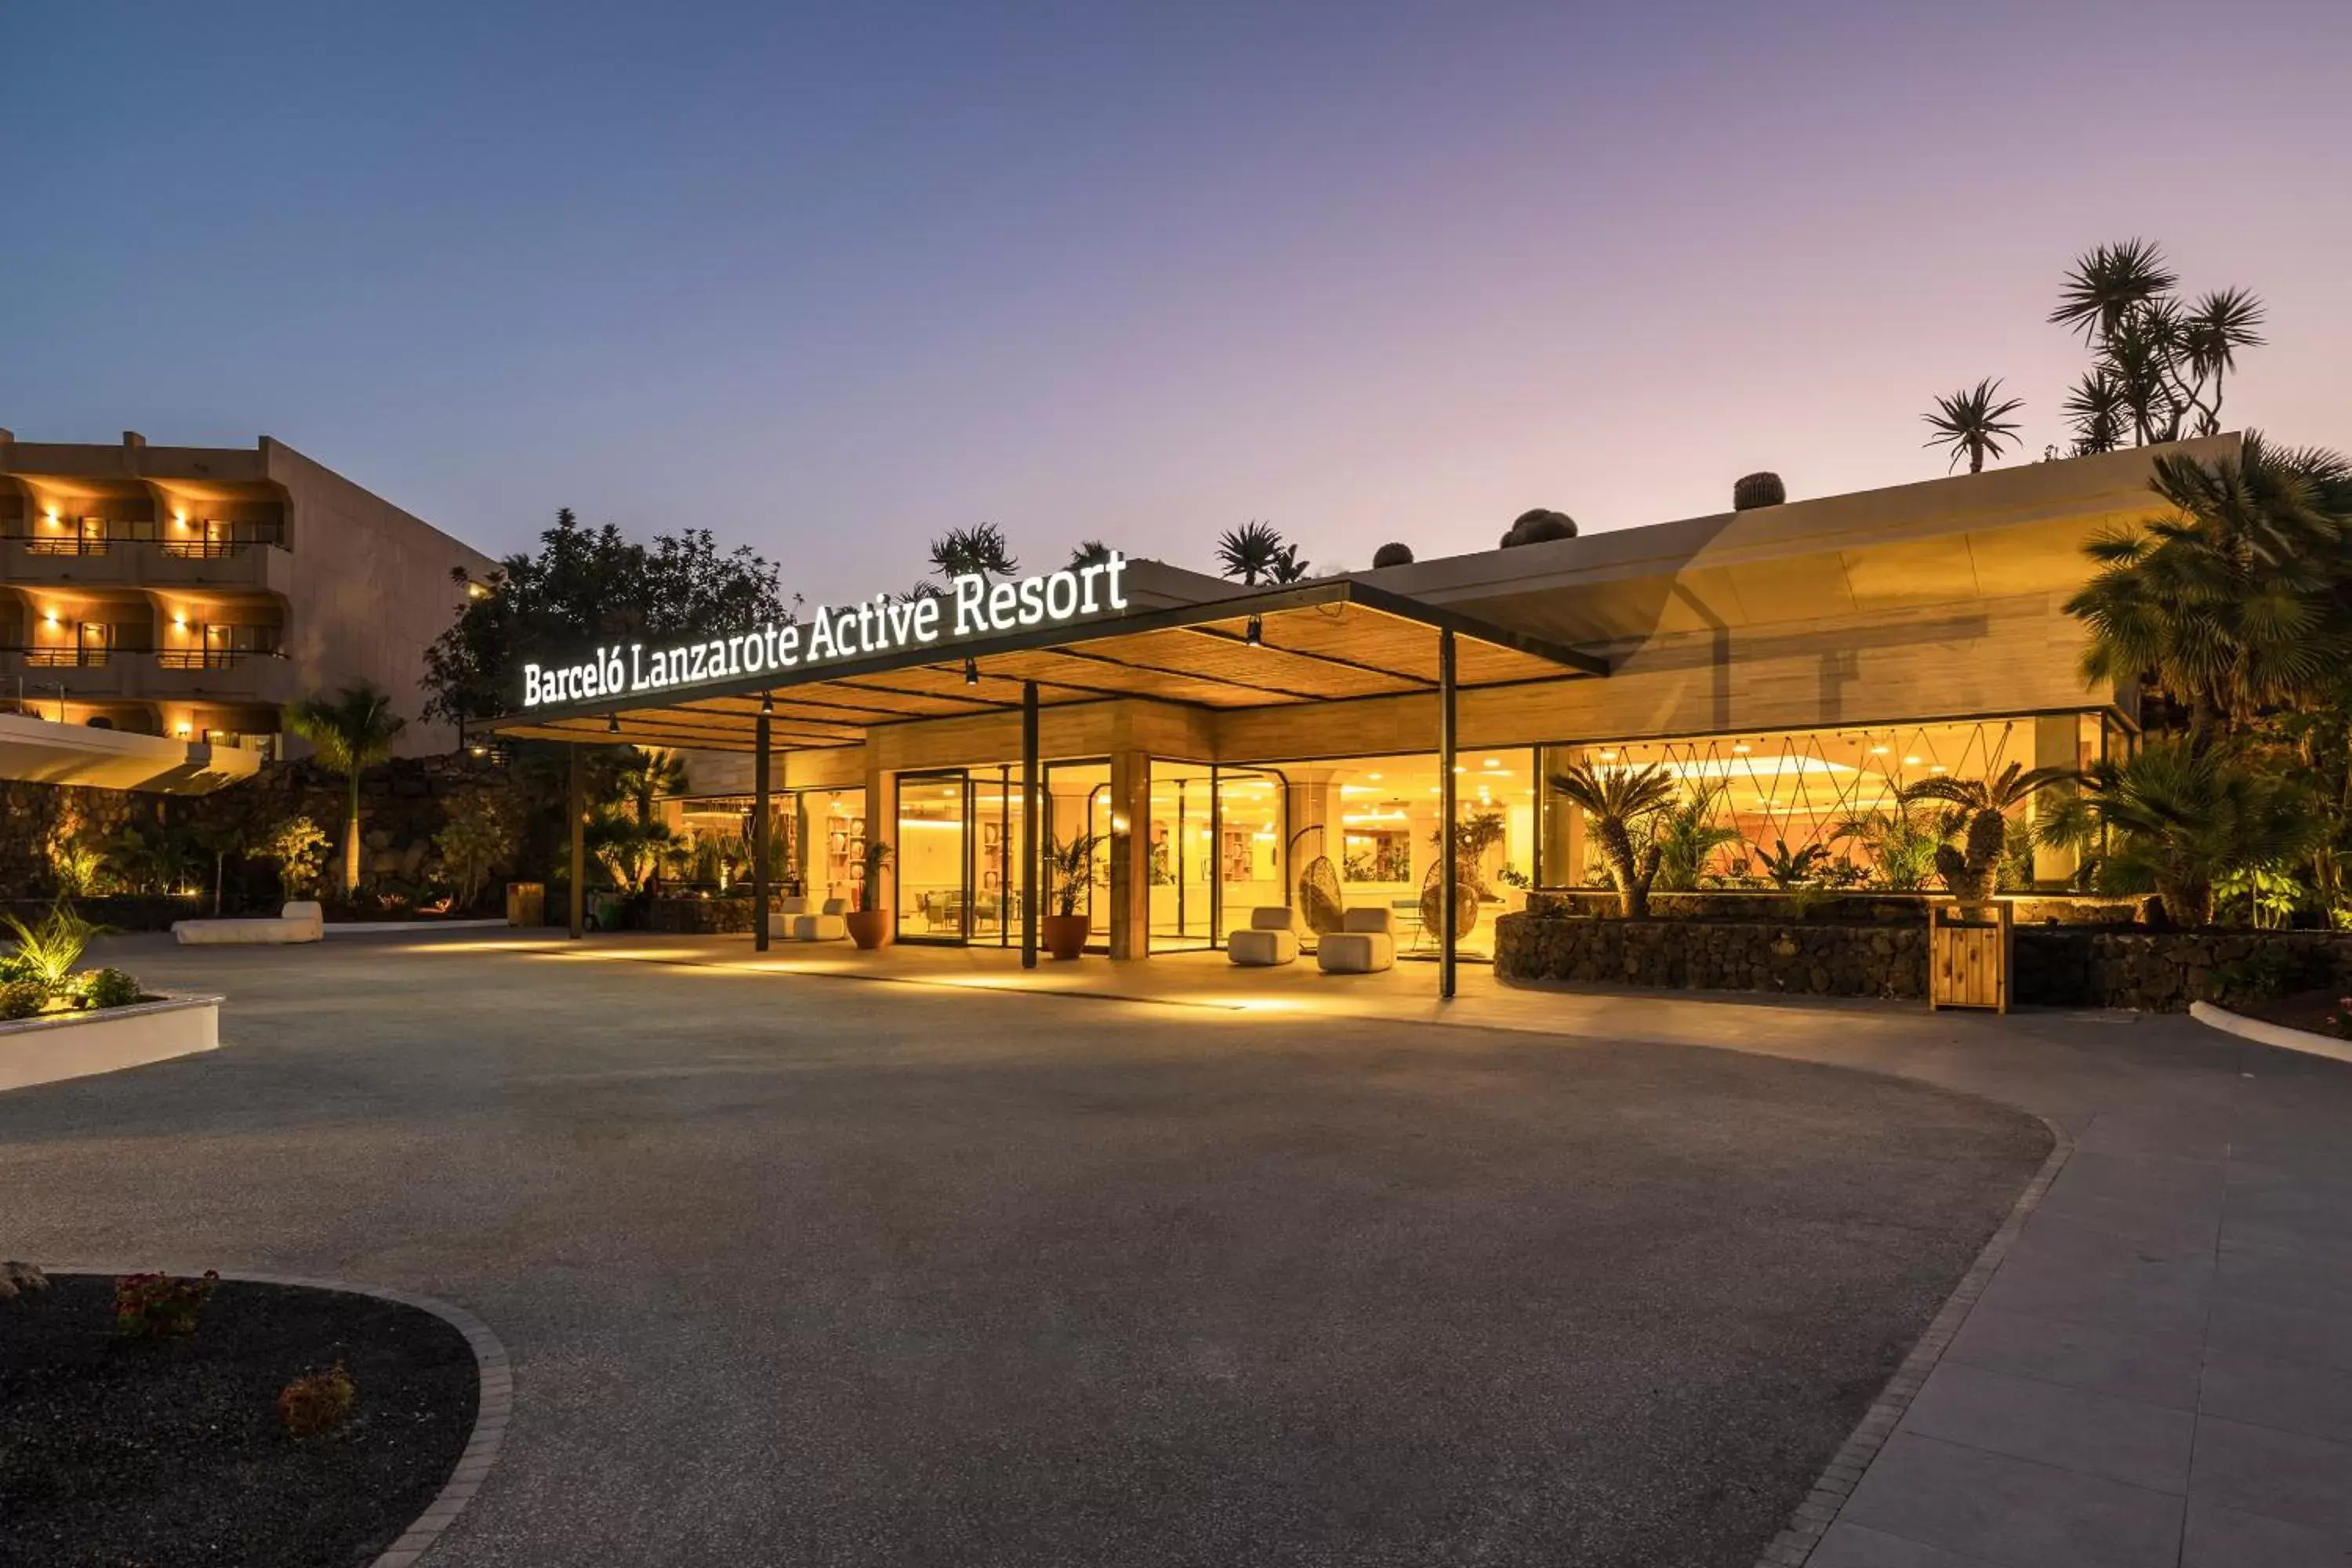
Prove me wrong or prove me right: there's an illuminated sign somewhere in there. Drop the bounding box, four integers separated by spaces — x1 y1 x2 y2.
521 553 1129 710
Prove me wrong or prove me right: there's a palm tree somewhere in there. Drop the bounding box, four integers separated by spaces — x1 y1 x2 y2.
2050 238 2178 346
612 746 688 826
1900 761 2082 906
1923 378 2026 474
1266 541 1311 583
2061 370 2129 456
2180 287 2266 436
1215 521 1290 585
2040 737 2320 927
2067 436 2352 742
284 684 407 897
1548 760 1679 918
1067 540 1113 570
1652 788 1743 891
928 524 1018 584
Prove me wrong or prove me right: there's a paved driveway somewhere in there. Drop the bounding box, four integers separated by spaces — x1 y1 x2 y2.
3 935 2053 1566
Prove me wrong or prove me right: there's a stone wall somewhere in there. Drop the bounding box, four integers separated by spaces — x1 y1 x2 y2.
1526 890 2140 927
1496 914 2352 1012
641 895 775 935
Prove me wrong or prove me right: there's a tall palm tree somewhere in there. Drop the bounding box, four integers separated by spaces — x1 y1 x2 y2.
1067 539 1113 570
612 746 688 826
2061 370 2128 456
928 524 1018 585
2050 238 2178 346
285 683 407 896
2180 287 2266 436
1900 761 2082 906
1922 378 2026 474
1548 760 1679 918
2067 436 2352 741
1215 521 1289 585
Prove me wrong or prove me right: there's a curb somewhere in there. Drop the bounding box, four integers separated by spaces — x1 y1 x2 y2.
1751 1114 2074 1568
2187 999 2352 1067
52 1266 510 1568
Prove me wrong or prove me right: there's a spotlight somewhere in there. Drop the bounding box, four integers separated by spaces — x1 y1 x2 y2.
607 714 620 735
760 692 774 715
964 656 979 685
1245 615 1262 646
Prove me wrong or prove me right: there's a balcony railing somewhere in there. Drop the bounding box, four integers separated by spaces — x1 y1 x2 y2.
157 648 281 671
159 538 280 559
20 536 112 557
21 649 113 668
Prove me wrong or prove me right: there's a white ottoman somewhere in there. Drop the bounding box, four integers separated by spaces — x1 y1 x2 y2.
790 898 849 942
1316 907 1396 975
767 896 809 938
1227 907 1300 966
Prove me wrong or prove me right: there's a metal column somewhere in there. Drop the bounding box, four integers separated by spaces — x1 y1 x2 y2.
753 704 771 952
567 743 585 940
1439 628 1457 1000
1021 681 1039 970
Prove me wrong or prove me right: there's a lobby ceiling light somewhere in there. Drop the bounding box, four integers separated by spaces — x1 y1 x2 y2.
607 714 621 735
1245 615 1262 646
760 692 774 715
964 656 979 685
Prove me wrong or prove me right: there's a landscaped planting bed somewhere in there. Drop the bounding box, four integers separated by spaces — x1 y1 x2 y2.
0 1272 477 1567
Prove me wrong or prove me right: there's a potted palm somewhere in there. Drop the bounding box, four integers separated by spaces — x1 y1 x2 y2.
844 840 895 949
1039 832 1102 960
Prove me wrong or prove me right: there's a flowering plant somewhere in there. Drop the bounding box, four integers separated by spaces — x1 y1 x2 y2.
114 1270 220 1338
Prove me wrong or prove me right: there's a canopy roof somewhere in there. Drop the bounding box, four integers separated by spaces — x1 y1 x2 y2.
495 579 1606 753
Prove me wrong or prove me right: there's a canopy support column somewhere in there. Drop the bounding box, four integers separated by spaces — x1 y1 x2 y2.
567 742 585 940
1021 681 1039 971
753 705 771 952
1439 627 1457 1000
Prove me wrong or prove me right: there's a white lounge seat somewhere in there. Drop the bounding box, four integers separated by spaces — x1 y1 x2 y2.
172 900 325 946
1227 906 1300 967
1316 907 1396 975
766 896 809 938
788 898 849 943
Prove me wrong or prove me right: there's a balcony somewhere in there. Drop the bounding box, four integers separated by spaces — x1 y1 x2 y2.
0 648 296 704
3 535 292 593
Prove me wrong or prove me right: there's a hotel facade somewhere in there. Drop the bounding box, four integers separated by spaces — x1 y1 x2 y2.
1 430 497 790
503 438 2226 981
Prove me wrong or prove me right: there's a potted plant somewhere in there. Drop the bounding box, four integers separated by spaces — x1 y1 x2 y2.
1039 832 1102 960
844 840 895 950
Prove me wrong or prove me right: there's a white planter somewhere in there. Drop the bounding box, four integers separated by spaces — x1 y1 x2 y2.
0 993 221 1093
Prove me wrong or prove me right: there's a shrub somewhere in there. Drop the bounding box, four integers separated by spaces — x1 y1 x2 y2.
2 901 98 991
278 1363 358 1439
78 968 143 1009
0 980 47 1021
114 1270 220 1338
1733 471 1787 510
1370 541 1414 568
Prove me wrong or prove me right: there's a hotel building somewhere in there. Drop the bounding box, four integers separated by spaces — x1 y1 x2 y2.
503 437 2227 980
1 430 496 789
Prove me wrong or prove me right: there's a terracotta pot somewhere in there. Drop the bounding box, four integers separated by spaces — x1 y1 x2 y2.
844 909 893 950
1039 913 1091 960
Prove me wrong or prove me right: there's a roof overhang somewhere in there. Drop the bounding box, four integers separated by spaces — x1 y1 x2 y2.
494 579 1606 753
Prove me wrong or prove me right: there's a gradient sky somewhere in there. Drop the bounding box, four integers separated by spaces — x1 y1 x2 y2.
6 1 2348 604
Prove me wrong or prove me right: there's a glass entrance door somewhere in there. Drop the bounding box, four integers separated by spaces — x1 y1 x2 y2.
971 767 1028 945
895 771 971 943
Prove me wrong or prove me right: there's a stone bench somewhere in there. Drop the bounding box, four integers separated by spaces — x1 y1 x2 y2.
172 901 325 946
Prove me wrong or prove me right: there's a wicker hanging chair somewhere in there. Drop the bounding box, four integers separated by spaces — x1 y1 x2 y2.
1419 859 1480 938
1298 856 1346 935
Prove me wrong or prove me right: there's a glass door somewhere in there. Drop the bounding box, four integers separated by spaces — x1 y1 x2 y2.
971 766 1028 946
1041 760 1112 950
895 771 971 943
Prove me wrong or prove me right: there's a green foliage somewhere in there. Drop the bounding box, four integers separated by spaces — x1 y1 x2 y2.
1652 789 1744 891
590 814 687 895
78 967 143 1009
1549 760 1678 918
1068 539 1115 570
114 1270 219 1338
2042 736 2321 927
1044 833 1102 919
103 820 198 895
1901 763 2081 905
2 901 97 993
1831 803 1941 891
1500 509 1577 548
1922 377 2025 474
1755 838 1830 890
0 980 46 1021
434 793 517 912
285 683 408 898
423 509 791 730
610 747 688 825
46 826 107 898
857 839 895 914
257 817 330 899
930 523 1018 583
2213 864 2301 931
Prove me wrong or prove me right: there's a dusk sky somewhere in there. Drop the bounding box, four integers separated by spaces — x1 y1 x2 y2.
7 1 2348 604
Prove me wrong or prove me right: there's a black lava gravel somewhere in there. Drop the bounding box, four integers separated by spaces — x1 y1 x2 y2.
0 1275 477 1567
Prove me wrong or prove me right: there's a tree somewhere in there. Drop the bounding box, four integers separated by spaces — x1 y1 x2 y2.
1652 789 1743 891
256 817 329 901
434 794 517 912
285 684 407 897
423 509 790 730
1215 521 1291 585
1548 760 1679 918
1067 540 1113 570
1500 509 1577 548
2049 240 2265 448
1900 761 2082 905
2041 737 2320 927
929 524 1018 584
611 746 688 826
2067 436 2352 742
590 812 686 895
1922 378 2025 474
